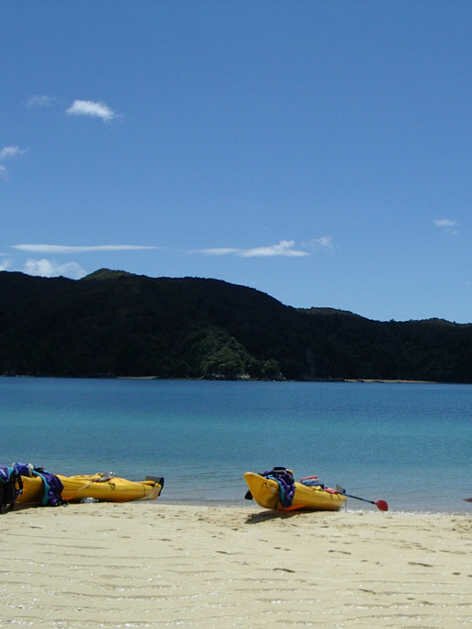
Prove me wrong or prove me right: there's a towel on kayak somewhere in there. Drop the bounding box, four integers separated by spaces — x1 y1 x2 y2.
262 467 295 507
0 463 64 509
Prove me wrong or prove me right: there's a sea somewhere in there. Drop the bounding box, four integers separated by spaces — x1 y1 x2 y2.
1 377 470 513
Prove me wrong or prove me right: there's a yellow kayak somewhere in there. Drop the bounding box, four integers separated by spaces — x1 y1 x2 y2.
244 471 346 512
17 472 164 507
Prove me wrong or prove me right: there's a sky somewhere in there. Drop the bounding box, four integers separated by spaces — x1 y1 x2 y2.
1 1 471 322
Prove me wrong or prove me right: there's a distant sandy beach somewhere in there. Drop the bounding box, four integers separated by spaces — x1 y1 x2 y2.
343 379 436 384
1 503 471 628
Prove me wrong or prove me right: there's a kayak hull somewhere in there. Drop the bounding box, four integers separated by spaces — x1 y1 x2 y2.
17 473 163 507
244 472 346 512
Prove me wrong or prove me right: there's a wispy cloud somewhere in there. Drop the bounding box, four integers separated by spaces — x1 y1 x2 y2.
302 235 333 250
0 259 11 271
196 247 241 256
0 146 27 179
314 235 333 248
195 240 309 258
241 240 308 257
434 218 456 228
0 145 27 159
66 99 116 122
433 218 458 235
23 258 86 279
12 244 157 254
27 94 54 108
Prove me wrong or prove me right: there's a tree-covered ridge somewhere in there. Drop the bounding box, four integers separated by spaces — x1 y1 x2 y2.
1 269 471 382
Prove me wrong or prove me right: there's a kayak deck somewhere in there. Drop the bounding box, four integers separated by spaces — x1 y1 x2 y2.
17 472 164 507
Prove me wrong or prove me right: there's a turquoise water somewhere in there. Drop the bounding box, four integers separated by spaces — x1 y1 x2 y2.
1 377 471 512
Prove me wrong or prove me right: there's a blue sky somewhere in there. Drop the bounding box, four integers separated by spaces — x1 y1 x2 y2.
1 1 471 322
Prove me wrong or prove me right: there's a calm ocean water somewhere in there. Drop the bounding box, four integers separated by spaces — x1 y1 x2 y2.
0 377 470 513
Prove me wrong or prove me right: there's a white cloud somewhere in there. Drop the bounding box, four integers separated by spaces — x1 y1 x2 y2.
195 240 309 258
0 145 26 159
13 244 157 254
434 218 457 228
23 258 86 279
0 146 26 180
241 240 308 257
433 218 458 235
66 99 116 121
27 94 54 108
196 247 241 256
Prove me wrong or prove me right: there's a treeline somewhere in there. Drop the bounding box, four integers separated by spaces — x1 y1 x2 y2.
0 268 471 382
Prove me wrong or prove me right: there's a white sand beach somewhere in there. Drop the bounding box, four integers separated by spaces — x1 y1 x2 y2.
1 503 471 628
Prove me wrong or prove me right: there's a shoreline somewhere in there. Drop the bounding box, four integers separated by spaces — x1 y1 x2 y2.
1 373 456 384
2 503 471 628
157 497 472 515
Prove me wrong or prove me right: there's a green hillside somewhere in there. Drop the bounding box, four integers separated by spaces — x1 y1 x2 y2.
1 269 471 382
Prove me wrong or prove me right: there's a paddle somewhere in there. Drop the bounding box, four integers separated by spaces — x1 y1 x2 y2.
335 485 389 511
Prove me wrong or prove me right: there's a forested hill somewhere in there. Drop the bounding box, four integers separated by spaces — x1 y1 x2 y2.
1 269 471 382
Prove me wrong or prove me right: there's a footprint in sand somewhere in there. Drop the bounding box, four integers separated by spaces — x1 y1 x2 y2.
408 561 433 567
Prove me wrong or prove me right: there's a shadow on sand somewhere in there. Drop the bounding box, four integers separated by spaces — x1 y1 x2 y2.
245 509 326 524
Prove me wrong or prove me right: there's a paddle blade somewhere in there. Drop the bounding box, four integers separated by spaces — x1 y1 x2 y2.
375 499 389 511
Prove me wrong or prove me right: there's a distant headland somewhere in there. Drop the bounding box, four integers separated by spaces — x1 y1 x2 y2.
1 268 471 383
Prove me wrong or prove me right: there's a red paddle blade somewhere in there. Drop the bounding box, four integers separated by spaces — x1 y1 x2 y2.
375 500 389 511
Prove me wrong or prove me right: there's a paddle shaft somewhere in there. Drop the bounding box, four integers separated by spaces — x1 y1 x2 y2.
342 491 377 506
336 487 388 511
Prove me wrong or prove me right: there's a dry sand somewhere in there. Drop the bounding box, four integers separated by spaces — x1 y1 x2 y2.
1 503 471 628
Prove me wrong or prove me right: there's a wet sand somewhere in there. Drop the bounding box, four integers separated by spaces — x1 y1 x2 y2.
1 503 471 627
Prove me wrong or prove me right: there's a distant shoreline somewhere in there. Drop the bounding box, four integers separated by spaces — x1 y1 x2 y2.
343 378 437 384
1 373 452 385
